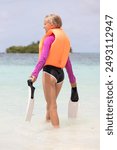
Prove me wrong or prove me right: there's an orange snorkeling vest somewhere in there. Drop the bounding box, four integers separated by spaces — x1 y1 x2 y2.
39 28 70 68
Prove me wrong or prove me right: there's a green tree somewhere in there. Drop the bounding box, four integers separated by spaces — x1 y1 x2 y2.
6 41 39 53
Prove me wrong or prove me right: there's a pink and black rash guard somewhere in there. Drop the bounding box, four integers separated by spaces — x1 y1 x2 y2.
31 35 76 84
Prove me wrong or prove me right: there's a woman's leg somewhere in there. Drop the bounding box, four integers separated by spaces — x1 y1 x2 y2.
42 72 63 127
55 82 63 98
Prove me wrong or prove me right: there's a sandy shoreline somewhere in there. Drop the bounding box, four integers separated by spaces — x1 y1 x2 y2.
0 109 99 150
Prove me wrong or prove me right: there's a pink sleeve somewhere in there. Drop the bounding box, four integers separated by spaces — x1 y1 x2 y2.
65 57 76 84
31 35 55 78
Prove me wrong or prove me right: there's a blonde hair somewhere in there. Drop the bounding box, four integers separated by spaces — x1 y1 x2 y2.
44 14 62 28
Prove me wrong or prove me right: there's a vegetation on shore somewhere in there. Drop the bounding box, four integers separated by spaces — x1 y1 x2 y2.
6 41 72 53
6 41 39 53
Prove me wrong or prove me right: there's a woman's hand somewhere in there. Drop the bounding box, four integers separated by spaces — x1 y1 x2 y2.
29 76 37 83
71 82 77 88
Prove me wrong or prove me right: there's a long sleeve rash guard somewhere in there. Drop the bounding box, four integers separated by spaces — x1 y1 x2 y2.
31 35 76 84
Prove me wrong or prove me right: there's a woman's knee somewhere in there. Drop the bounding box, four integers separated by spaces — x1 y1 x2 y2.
49 104 57 112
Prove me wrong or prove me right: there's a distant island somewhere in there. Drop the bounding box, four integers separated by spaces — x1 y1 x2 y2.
6 41 39 53
6 41 72 53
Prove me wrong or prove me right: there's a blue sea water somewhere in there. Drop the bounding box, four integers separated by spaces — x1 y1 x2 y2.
0 53 99 114
0 53 100 150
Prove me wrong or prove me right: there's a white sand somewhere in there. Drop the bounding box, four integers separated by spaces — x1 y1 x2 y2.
0 102 99 150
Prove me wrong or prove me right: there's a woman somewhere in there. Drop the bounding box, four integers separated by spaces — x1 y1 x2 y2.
30 14 78 128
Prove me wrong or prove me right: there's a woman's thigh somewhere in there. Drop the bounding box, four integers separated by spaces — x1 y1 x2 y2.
42 72 63 104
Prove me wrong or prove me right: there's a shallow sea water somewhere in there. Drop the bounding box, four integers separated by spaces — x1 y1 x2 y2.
0 53 100 150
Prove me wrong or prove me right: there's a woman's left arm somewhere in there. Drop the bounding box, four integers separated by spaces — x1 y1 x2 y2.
31 35 55 81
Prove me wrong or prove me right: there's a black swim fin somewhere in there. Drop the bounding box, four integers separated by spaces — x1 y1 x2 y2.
68 87 79 118
25 79 35 121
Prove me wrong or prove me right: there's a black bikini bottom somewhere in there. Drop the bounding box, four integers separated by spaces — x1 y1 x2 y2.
43 65 64 83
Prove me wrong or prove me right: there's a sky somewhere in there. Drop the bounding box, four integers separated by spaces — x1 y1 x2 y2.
0 0 100 53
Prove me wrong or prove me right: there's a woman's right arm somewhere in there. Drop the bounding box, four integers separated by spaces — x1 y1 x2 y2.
65 57 77 87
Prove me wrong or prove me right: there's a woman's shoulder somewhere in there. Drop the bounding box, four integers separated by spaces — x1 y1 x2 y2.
44 34 55 43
